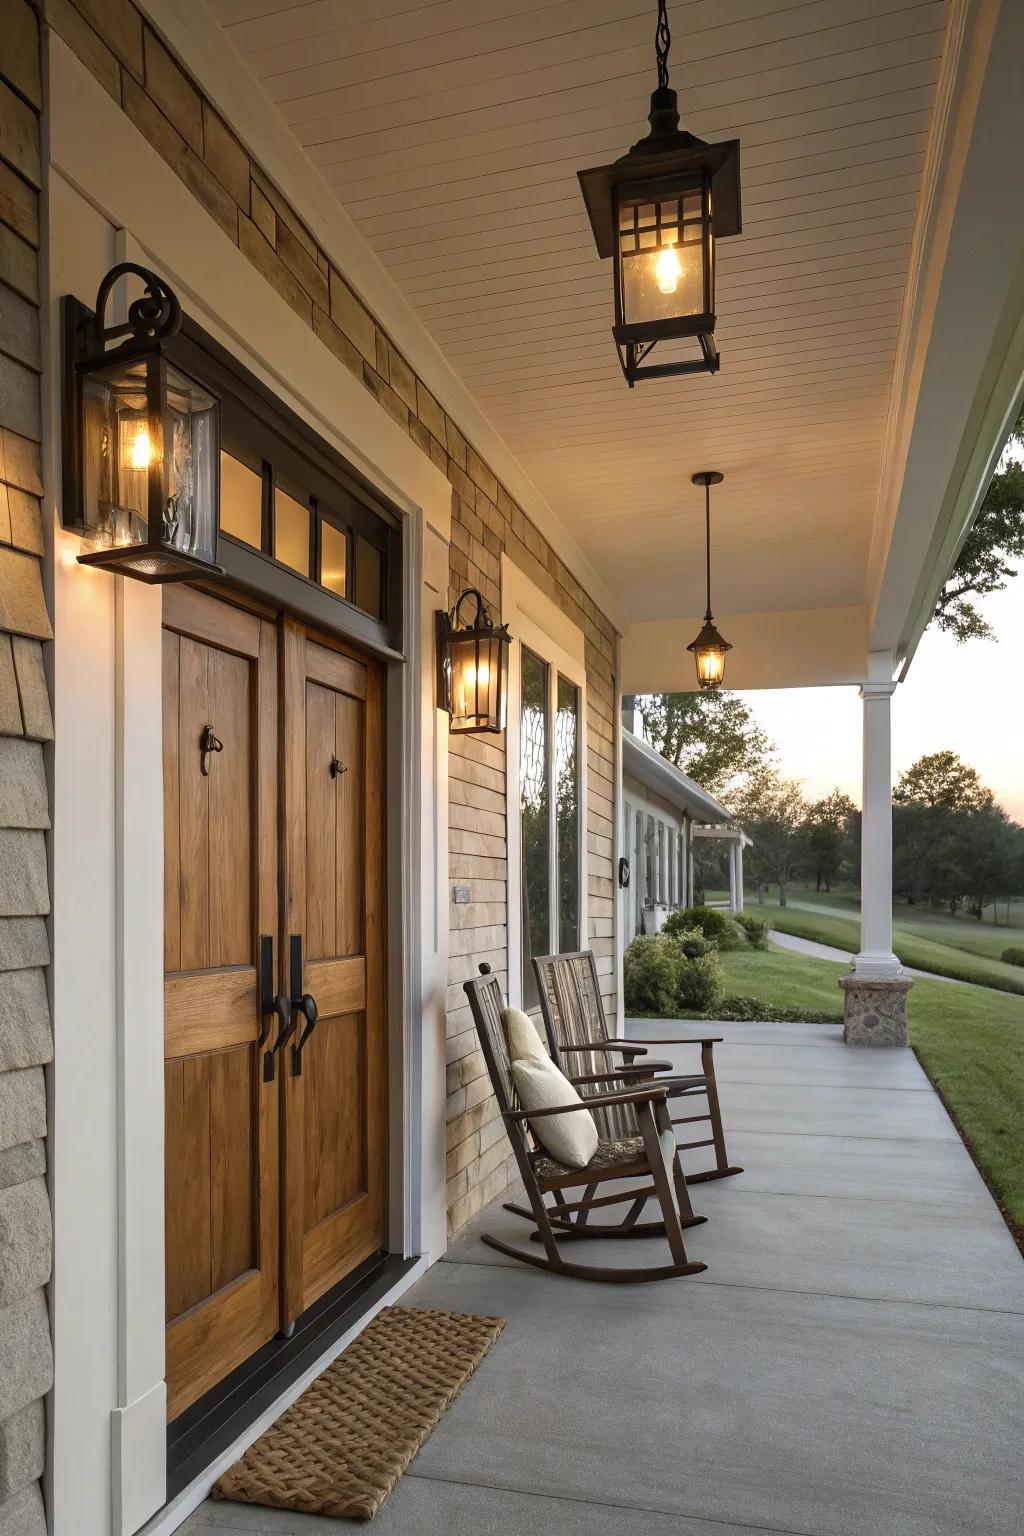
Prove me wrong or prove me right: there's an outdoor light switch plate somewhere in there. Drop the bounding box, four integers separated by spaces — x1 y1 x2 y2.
453 886 471 904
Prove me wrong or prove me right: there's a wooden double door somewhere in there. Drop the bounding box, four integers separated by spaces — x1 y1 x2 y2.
162 587 387 1421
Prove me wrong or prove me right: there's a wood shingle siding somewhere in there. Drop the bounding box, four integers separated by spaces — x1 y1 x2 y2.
0 7 52 1531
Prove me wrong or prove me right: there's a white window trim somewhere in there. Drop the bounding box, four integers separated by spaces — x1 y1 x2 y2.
503 557 588 1011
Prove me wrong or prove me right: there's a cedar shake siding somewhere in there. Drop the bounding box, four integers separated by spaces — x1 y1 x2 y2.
0 7 55 1536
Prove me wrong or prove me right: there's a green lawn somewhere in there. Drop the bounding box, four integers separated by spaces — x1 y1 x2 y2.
749 898 1024 996
715 947 1024 1242
767 887 1024 961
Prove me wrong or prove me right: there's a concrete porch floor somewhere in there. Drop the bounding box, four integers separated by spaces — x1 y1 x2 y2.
184 1020 1024 1536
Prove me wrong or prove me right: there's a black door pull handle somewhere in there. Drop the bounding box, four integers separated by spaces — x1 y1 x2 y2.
291 993 319 1076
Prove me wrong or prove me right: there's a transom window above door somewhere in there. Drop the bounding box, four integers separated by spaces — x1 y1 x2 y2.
520 646 582 1007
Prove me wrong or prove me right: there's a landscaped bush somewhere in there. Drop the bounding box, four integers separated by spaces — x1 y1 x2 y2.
623 935 686 1015
735 913 768 949
1001 947 1024 968
677 950 725 1013
664 904 746 950
669 925 714 960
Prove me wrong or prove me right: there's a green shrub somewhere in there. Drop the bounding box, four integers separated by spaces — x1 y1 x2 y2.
677 950 725 1013
1001 947 1024 968
624 935 685 1015
665 905 745 950
735 913 768 949
670 926 714 960
717 994 840 1024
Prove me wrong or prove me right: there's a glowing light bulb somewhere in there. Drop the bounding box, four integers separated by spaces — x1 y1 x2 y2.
128 426 152 471
655 243 682 295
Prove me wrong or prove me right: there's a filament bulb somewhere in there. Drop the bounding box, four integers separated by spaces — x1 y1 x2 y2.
655 244 682 295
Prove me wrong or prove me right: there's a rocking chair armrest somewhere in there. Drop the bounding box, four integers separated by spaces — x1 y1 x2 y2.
559 1040 649 1057
628 1036 723 1047
569 1069 642 1087
504 1085 668 1122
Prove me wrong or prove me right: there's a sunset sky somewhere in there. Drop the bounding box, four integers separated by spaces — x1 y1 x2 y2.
736 558 1024 824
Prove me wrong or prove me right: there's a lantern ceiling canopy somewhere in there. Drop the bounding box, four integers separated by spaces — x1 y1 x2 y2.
578 0 741 386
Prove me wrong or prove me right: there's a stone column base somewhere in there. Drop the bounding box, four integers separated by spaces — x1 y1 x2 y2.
839 973 913 1046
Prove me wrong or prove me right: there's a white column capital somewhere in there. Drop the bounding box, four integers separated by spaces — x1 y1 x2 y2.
859 680 897 701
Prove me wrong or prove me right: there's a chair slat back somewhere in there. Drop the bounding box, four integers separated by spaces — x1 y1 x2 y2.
462 970 518 1117
533 951 638 1141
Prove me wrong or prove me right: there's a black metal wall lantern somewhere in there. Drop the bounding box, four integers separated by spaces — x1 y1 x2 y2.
577 0 741 384
437 589 512 735
688 471 732 689
62 262 223 582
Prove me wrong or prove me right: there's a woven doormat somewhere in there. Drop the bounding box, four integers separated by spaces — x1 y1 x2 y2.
212 1306 505 1521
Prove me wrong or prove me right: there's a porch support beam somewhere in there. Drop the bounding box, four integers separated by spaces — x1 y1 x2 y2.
841 652 912 1045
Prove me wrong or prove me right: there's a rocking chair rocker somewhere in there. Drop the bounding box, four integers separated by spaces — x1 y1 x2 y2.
463 968 707 1282
533 950 743 1184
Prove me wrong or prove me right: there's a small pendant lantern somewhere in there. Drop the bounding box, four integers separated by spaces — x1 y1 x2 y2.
437 589 512 734
577 0 741 384
688 471 732 689
62 262 222 582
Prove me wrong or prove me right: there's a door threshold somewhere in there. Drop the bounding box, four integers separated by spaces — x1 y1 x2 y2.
156 1251 422 1527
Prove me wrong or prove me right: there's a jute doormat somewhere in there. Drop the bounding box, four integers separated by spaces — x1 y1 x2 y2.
211 1306 505 1521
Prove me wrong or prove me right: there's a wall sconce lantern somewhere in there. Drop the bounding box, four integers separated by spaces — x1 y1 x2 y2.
62 262 222 582
577 0 741 385
688 471 732 689
437 589 512 734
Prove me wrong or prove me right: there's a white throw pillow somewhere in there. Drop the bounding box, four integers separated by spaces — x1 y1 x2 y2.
510 1053 599 1170
502 1006 549 1064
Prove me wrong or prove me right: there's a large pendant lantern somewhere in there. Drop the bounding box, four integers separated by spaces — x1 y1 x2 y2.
437 589 512 735
688 471 732 689
62 263 222 582
578 0 741 385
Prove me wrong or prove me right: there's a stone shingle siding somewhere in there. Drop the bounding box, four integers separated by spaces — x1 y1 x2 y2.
0 5 54 1534
41 0 620 1236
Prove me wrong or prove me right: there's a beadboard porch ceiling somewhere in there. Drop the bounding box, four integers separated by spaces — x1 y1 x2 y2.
208 0 949 626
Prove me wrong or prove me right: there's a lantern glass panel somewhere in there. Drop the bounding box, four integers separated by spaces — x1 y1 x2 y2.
164 362 218 565
695 644 727 688
618 186 705 327
82 358 150 549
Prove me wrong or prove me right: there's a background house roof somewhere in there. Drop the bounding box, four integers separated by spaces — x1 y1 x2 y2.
623 727 734 826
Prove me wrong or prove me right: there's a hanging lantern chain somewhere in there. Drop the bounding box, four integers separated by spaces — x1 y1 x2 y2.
655 0 672 90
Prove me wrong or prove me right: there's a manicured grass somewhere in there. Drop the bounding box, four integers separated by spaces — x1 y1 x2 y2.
714 946 1024 1242
751 899 1024 996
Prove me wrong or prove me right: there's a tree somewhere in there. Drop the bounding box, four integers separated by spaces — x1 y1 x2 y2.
796 789 858 892
637 691 774 800
893 750 994 813
933 407 1024 641
731 765 807 906
959 804 1017 920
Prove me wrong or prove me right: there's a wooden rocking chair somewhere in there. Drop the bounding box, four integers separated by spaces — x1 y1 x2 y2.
463 968 707 1282
533 950 743 1184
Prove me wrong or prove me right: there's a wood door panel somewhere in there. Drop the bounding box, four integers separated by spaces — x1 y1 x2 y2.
163 592 279 1422
165 967 258 1057
304 1011 367 1227
282 625 387 1322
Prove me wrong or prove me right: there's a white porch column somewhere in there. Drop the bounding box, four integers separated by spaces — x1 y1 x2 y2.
734 839 744 913
854 669 900 978
727 840 739 912
841 653 912 1045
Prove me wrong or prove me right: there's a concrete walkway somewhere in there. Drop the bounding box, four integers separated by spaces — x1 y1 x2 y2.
768 926 966 984
185 1021 1024 1536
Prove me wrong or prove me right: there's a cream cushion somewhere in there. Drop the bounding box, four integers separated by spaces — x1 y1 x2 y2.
502 1006 549 1063
509 1053 599 1170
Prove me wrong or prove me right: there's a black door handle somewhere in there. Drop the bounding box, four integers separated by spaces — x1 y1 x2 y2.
257 934 291 1082
286 934 320 1076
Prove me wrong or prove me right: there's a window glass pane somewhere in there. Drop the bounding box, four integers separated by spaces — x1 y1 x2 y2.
555 674 580 953
274 487 310 575
520 648 550 1006
219 451 262 549
320 520 348 597
355 536 383 619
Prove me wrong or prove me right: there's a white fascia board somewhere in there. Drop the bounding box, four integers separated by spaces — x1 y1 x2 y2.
867 0 1024 668
622 731 733 826
137 0 629 637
